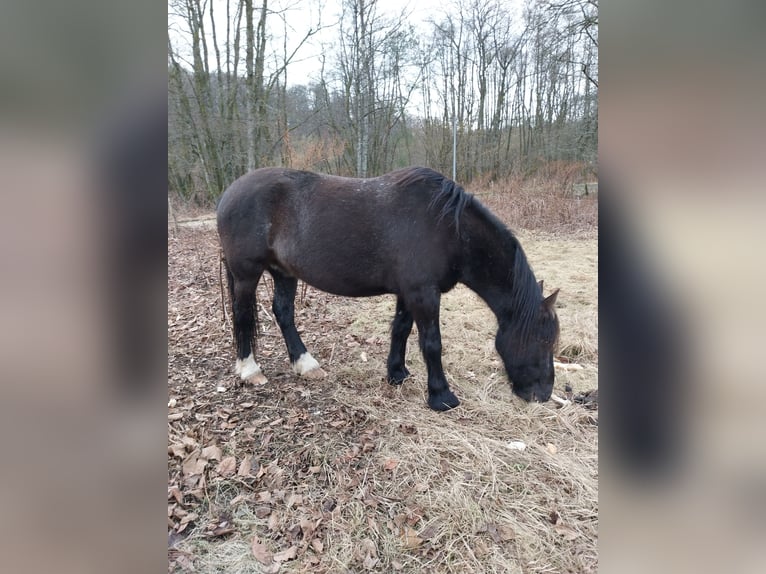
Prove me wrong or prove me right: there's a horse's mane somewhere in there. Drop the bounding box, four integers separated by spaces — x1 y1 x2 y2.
392 167 473 231
391 167 556 347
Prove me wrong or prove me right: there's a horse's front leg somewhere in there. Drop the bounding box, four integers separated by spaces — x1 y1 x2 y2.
406 288 460 411
387 296 413 385
271 270 326 379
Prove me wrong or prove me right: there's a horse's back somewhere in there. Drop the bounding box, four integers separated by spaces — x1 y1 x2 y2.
217 167 461 295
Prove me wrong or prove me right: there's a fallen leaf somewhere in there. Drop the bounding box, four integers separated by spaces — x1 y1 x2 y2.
554 523 579 540
311 538 324 553
419 522 439 540
473 538 490 557
169 443 186 458
168 486 183 505
208 524 236 537
267 511 280 531
273 545 298 562
383 458 399 471
201 445 222 461
238 455 254 477
182 451 207 477
485 522 515 543
216 456 237 477
401 527 423 549
300 518 316 540
497 523 515 541
255 506 271 519
251 538 272 565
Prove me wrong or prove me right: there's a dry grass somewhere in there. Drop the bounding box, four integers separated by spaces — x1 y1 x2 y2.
168 188 597 573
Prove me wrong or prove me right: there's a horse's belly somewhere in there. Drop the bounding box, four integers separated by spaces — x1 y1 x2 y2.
294 270 390 298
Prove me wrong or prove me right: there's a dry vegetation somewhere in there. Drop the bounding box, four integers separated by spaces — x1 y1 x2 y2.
168 178 598 573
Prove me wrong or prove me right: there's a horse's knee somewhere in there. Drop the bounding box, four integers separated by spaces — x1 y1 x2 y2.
421 336 442 358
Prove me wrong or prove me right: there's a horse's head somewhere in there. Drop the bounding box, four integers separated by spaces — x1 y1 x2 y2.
496 284 560 402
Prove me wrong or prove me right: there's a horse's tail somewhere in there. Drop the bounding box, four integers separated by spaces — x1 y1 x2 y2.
219 251 232 329
220 253 259 353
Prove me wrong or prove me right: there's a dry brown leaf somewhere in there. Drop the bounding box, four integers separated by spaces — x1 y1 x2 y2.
268 511 281 531
286 493 303 508
383 458 399 471
311 538 324 553
486 522 514 543
216 456 237 477
497 523 516 541
473 538 490 557
273 545 298 562
401 527 423 549
169 443 187 458
554 523 579 540
255 506 271 519
300 518 315 540
251 538 273 565
238 455 254 477
201 444 222 461
181 451 207 477
168 486 183 505
419 522 439 540
208 524 235 537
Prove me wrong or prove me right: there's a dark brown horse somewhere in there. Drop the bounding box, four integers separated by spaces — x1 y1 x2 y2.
216 166 559 411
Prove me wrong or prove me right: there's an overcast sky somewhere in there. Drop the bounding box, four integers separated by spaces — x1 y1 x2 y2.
169 0 525 87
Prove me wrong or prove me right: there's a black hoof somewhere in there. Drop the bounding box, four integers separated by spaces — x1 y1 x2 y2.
387 366 411 386
427 389 460 411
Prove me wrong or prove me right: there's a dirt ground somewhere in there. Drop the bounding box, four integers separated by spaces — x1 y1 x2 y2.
168 208 598 573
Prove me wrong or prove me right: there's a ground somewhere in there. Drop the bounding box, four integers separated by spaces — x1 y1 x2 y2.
168 201 598 573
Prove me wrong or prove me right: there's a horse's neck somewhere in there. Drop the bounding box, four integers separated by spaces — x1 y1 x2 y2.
460 214 520 320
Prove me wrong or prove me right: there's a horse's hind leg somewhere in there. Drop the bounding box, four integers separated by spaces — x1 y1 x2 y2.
271 270 326 379
387 296 413 385
230 269 268 385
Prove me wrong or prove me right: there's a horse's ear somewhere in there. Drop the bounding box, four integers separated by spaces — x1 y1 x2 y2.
538 279 544 292
543 288 560 310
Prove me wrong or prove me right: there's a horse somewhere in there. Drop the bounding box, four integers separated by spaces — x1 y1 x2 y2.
216 166 560 411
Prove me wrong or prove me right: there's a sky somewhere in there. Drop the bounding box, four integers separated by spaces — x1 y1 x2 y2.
169 0 525 87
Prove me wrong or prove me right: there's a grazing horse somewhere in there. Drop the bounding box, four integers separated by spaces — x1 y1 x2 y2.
216 166 560 411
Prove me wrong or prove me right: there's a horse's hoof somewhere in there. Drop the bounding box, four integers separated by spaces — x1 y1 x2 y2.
387 367 411 385
302 367 327 379
243 372 268 386
428 390 460 411
293 353 324 377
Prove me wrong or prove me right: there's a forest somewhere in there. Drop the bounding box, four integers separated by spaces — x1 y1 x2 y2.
168 0 597 204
